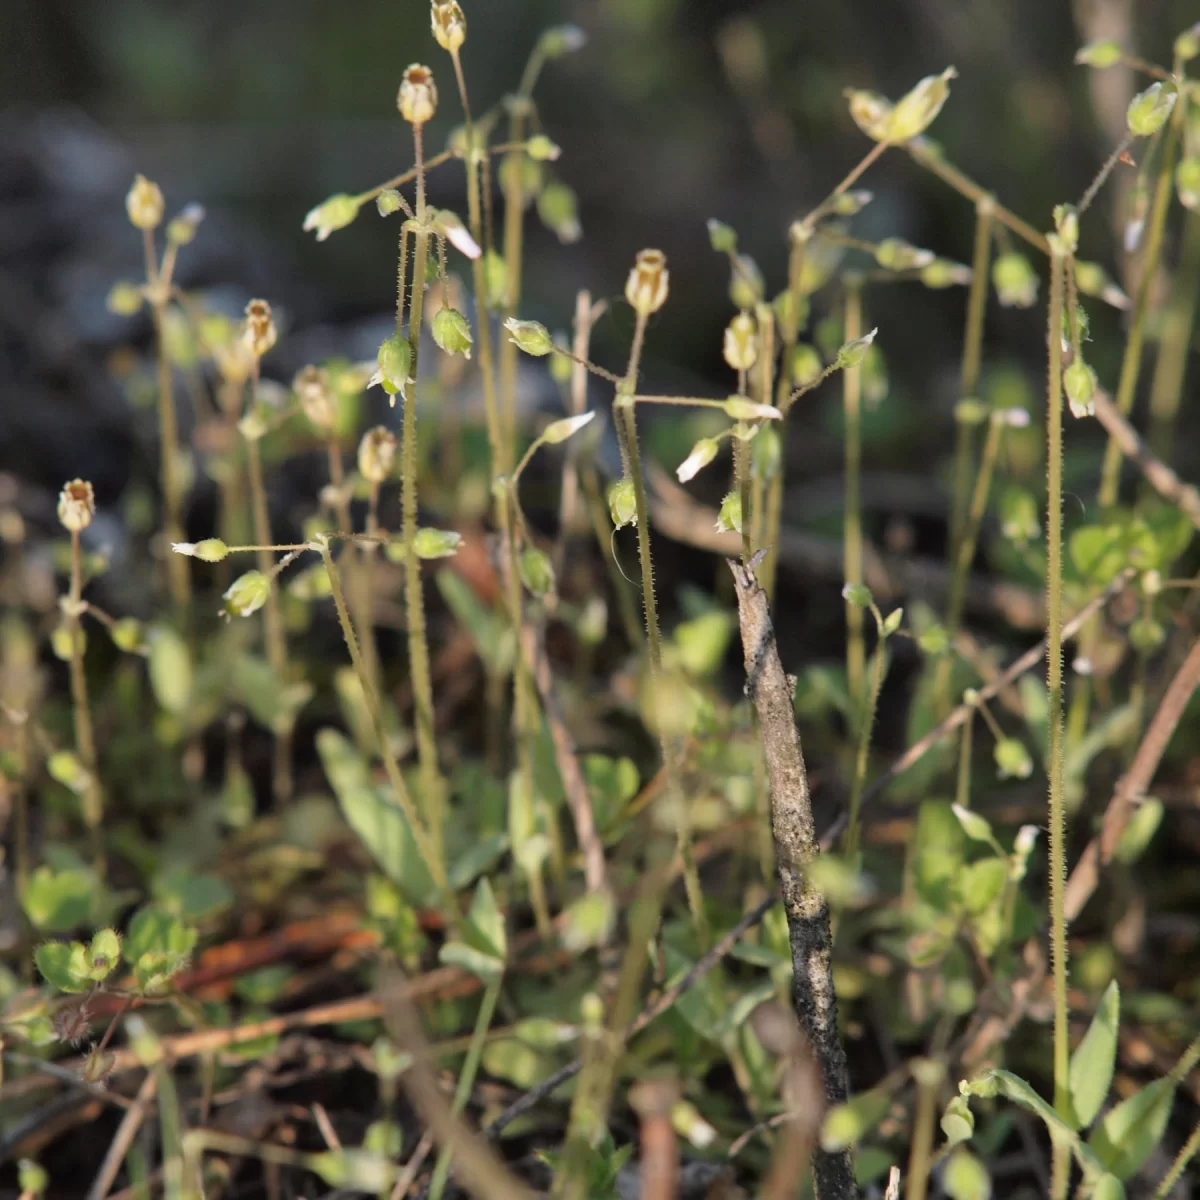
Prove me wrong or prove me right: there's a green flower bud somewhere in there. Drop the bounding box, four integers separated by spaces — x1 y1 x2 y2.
358 426 398 483
842 582 873 609
376 188 404 217
107 281 144 316
371 333 413 396
171 537 230 563
875 238 935 271
992 252 1039 308
607 478 637 529
538 24 587 58
723 396 781 421
483 251 507 309
526 134 561 161
728 254 763 309
223 570 271 618
110 617 145 654
1075 39 1122 68
51 622 84 661
920 259 972 288
537 180 582 243
431 0 466 52
772 289 808 343
126 174 164 230
1176 157 1200 211
519 546 555 597
751 424 781 480
954 397 989 425
541 411 595 444
844 89 894 142
432 308 473 358
677 437 720 483
504 318 554 356
1127 82 1177 138
834 327 878 370
723 312 759 371
1074 260 1129 308
831 189 873 216
1129 617 1165 653
1176 22 1200 62
1064 361 1097 418
303 193 363 242
707 218 738 254
412 527 464 559
994 737 1033 779
716 492 742 534
918 625 950 655
166 202 205 245
886 67 957 142
790 343 824 387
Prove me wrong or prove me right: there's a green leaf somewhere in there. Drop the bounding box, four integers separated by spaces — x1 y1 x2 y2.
124 906 198 992
449 832 510 890
941 1094 975 1145
148 624 193 717
673 610 735 678
436 569 514 678
561 889 616 953
820 1088 892 1151
34 941 90 992
1088 1076 1176 1180
439 940 503 982
153 869 234 921
1111 798 1163 865
22 866 94 932
943 1148 991 1200
582 755 639 836
1069 980 1120 1129
317 728 437 907
951 804 994 844
958 858 1008 917
86 929 122 980
466 878 506 962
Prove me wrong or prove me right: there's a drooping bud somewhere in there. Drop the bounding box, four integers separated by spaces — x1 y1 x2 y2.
538 24 587 58
432 209 481 258
842 582 874 608
875 238 935 271
126 174 165 230
831 189 874 216
224 570 271 618
241 299 277 359
106 281 144 316
166 203 205 245
303 193 363 241
172 538 230 563
432 308 473 358
715 492 743 534
994 737 1033 779
607 478 637 529
57 479 95 533
431 0 466 52
526 134 561 161
519 546 555 597
1074 261 1129 309
707 219 738 254
790 343 824 387
504 318 554 356
992 252 1039 308
397 64 438 125
370 333 413 397
625 249 670 316
1075 39 1122 68
1064 361 1097 418
1127 82 1177 138
728 254 763 309
376 189 404 217
412 527 464 559
677 438 720 482
844 89 894 142
1176 21 1200 62
358 427 398 483
541 411 595 444
834 328 878 370
886 67 957 141
723 312 759 371
920 259 972 288
723 397 782 421
293 365 338 429
537 180 582 243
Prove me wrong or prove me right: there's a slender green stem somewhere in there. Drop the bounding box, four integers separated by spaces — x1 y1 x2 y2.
842 278 866 710
1046 245 1071 1200
1154 1120 1200 1200
67 530 102 871
428 974 503 1200
402 122 446 858
1147 210 1200 464
735 432 753 564
498 104 529 472
244 400 292 806
844 610 887 861
905 1061 942 1200
1098 102 1185 507
955 707 973 811
318 540 459 926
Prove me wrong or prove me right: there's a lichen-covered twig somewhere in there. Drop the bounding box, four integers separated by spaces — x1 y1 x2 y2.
729 559 853 1200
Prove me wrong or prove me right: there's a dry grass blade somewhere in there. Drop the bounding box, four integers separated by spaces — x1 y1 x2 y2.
85 1067 160 1200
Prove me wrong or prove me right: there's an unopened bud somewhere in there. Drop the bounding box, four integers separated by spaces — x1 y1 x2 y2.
920 259 972 288
376 189 404 217
677 437 720 482
432 308 473 358
994 737 1033 779
791 343 824 387
294 365 338 429
541 411 595 444
992 252 1039 308
707 219 738 254
303 193 363 241
538 24 587 58
886 67 956 141
504 318 554 356
223 570 270 618
371 333 413 397
412 527 463 559
526 134 561 161
432 208 481 259
397 64 438 125
166 203 205 245
845 89 894 142
875 238 935 271
723 312 759 371
431 0 466 52
1177 158 1200 211
1075 39 1122 68
1127 82 1177 138
519 546 555 597
241 299 277 358
57 479 95 533
1064 361 1097 418
1176 22 1200 62
835 328 878 370
1053 204 1079 253
842 582 874 608
716 492 742 534
358 426 398 483
728 254 763 309
107 281 144 316
833 189 874 216
173 537 230 562
625 249 670 316
607 478 637 529
723 396 781 421
126 174 164 230
537 180 582 244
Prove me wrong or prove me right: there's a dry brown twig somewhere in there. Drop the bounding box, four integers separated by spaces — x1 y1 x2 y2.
729 559 853 1199
1064 631 1200 921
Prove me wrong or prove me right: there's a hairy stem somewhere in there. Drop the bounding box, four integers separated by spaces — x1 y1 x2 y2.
842 278 866 709
68 531 103 871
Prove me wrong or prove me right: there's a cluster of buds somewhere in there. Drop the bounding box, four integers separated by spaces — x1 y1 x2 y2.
241 299 277 359
294 365 338 429
398 64 438 125
625 249 670 317
431 1 466 52
358 426 398 483
57 479 96 533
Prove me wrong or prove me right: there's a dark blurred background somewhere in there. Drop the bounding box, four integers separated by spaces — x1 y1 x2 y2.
0 0 1194 525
